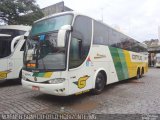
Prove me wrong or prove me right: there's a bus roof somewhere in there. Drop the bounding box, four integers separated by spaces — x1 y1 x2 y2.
0 25 31 31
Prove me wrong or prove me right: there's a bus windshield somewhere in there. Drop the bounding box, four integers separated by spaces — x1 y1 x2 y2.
24 14 73 71
0 36 12 58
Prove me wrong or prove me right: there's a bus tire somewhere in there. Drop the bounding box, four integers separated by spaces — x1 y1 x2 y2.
18 70 22 84
136 68 140 79
92 72 106 95
141 67 144 77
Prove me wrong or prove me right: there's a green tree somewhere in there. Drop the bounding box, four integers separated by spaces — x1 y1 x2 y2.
0 0 44 25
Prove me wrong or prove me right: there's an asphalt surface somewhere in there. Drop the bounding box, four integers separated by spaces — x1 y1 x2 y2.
0 68 160 119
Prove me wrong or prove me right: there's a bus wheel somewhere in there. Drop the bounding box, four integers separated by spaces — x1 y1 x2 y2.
141 68 144 77
92 72 106 95
136 68 140 79
18 70 22 84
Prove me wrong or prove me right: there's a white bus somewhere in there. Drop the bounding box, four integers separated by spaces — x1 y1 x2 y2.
0 25 31 81
22 12 148 96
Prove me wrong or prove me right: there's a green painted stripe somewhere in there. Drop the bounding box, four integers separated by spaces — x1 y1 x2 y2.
117 49 129 79
38 73 45 77
32 72 39 77
32 72 45 77
109 47 129 80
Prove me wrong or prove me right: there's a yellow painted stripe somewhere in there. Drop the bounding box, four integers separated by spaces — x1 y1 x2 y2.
123 50 148 78
44 72 53 78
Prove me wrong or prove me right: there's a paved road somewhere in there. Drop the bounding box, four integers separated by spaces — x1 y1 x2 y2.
0 68 160 116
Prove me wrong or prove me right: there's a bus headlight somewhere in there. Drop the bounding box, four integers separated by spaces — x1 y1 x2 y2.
49 78 65 84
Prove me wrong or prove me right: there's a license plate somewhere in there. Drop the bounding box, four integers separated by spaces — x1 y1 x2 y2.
32 86 40 91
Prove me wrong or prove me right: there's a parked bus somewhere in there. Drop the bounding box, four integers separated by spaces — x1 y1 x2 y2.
0 25 31 81
155 53 160 67
22 11 148 96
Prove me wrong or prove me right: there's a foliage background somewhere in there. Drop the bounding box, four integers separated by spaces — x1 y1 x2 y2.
0 0 44 25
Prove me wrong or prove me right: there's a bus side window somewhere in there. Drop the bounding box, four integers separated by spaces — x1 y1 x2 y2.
69 38 82 68
93 21 109 45
69 15 92 69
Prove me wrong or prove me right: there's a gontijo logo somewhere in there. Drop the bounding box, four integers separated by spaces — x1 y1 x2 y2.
73 75 90 89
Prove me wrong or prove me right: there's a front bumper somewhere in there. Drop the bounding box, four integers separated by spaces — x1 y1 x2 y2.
22 79 69 96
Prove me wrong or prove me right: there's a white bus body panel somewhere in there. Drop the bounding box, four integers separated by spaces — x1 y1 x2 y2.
0 38 25 80
0 25 31 81
67 45 119 95
22 70 69 96
8 38 25 79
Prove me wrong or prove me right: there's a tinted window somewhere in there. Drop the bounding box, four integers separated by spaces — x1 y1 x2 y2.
119 34 131 50
133 41 147 52
109 30 122 48
0 36 12 58
93 21 109 45
69 16 92 68
109 29 116 47
69 37 82 68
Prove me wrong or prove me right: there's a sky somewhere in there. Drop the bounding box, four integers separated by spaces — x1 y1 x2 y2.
36 0 160 42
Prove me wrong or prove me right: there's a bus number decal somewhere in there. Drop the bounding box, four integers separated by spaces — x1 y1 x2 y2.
73 75 90 89
0 70 11 80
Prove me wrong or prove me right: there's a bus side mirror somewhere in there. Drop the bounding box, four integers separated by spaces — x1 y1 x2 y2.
57 25 72 47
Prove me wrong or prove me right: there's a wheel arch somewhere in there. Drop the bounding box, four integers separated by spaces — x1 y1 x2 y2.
92 68 107 89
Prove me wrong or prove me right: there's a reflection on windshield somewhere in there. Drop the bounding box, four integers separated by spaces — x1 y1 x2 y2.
30 14 73 36
24 32 66 71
